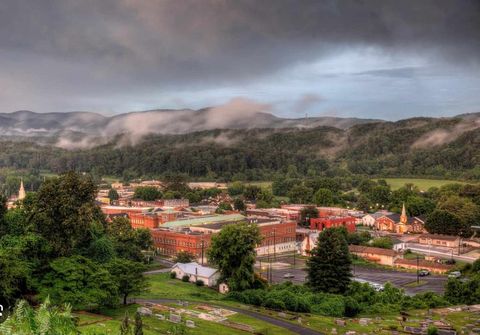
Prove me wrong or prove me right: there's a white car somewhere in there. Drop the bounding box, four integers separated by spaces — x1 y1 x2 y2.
448 271 461 279
283 273 295 279
371 283 385 292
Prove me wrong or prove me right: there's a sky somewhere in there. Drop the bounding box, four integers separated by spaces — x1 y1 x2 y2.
0 0 479 120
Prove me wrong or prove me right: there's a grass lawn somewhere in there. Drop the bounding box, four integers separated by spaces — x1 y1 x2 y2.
376 178 468 191
137 273 224 302
403 252 425 260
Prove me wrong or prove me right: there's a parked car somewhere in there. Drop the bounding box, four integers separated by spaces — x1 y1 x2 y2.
371 283 385 292
418 269 430 277
283 273 295 279
448 271 461 279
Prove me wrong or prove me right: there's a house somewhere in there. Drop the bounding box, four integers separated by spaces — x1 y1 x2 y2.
418 234 461 249
170 262 220 287
375 204 426 234
349 245 401 266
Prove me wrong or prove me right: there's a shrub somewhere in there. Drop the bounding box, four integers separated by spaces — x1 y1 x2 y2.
310 295 345 317
263 298 286 311
181 275 190 282
427 326 438 335
170 272 177 279
344 296 361 317
195 279 204 287
242 289 266 306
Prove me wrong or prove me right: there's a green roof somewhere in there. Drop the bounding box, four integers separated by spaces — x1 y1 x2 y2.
162 214 245 228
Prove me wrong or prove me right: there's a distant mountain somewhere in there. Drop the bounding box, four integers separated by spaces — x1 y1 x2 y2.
0 108 381 138
0 111 479 180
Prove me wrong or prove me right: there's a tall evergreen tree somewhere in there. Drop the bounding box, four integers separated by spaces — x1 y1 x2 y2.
306 228 352 294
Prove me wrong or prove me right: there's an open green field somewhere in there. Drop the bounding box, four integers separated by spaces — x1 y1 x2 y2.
377 178 468 191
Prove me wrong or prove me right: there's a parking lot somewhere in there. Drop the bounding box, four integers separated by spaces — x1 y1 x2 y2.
255 255 448 295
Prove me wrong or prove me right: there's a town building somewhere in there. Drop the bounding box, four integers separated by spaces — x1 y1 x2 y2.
151 216 297 260
310 216 356 233
170 262 220 286
152 229 212 261
375 204 426 234
349 245 401 266
393 259 453 274
417 234 461 249
362 210 393 227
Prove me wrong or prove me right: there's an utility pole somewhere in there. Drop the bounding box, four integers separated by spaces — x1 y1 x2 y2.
416 255 419 284
273 228 276 261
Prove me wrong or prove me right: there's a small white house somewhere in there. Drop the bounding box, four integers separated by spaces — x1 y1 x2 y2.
171 262 220 287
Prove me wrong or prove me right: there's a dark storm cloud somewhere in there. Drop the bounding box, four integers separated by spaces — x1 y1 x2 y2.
0 0 479 113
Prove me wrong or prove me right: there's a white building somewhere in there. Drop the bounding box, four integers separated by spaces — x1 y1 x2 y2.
361 210 393 227
171 262 220 287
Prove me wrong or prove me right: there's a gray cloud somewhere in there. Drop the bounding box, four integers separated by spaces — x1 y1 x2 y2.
0 0 479 114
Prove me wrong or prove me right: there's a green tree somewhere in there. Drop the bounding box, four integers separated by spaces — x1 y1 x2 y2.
0 298 78 335
299 206 318 227
306 228 352 294
313 188 334 206
134 312 144 335
174 250 196 263
228 181 245 196
208 222 261 291
108 188 119 203
39 255 118 310
425 210 463 236
287 185 313 204
0 248 30 306
106 217 153 262
133 186 162 201
244 185 262 201
163 173 191 194
25 172 106 257
106 258 148 305
233 198 246 211
216 202 233 213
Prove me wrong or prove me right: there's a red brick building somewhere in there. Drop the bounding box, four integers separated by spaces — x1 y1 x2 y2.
310 216 356 232
151 229 212 260
151 218 297 259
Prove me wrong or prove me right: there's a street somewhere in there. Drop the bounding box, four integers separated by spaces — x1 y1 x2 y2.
256 255 448 295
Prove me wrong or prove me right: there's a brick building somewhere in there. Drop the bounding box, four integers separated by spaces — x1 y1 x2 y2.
310 216 356 233
151 217 297 260
151 228 212 262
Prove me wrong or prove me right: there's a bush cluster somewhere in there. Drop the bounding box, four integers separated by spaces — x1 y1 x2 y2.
227 281 448 317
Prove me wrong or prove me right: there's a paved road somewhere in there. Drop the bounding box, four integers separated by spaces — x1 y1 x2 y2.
133 298 323 335
259 257 448 295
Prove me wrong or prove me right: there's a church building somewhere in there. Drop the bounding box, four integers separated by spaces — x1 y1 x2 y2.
375 203 426 234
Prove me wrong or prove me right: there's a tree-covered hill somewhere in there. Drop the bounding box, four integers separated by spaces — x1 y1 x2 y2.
0 115 479 181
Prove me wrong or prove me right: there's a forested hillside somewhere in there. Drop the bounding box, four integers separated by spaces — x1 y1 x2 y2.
0 116 479 181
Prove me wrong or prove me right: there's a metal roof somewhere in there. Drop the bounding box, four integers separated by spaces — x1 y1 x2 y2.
162 213 245 228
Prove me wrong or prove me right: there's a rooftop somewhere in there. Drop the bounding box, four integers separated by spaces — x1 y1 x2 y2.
162 213 245 228
349 245 398 257
172 262 218 278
